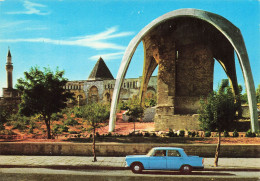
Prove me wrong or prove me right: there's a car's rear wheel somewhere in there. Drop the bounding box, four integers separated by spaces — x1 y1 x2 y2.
131 162 144 173
180 165 192 174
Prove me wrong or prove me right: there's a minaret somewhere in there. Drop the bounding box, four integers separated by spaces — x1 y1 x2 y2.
6 48 13 89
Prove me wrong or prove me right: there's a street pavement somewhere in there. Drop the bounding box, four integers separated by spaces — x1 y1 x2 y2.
0 156 259 171
0 156 259 181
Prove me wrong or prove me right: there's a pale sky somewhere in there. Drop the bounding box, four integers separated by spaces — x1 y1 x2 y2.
0 0 259 95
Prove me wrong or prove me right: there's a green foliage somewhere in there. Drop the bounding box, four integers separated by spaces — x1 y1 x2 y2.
81 102 110 131
223 130 230 137
125 98 144 121
52 124 69 134
179 130 185 137
144 132 150 137
167 128 176 137
51 112 64 121
238 85 248 104
9 113 30 131
0 122 5 131
64 117 79 126
118 101 129 111
205 131 211 137
199 80 236 133
0 106 8 124
144 97 157 108
188 131 196 137
69 131 78 134
256 84 260 103
232 129 239 137
16 66 74 138
245 129 256 137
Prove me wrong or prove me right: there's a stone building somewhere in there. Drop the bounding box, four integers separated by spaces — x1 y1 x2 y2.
65 57 157 104
0 49 21 112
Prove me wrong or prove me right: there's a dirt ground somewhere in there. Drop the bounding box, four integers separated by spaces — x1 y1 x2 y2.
1 112 259 145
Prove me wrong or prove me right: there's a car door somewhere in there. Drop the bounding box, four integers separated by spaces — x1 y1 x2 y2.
166 150 183 170
149 150 167 169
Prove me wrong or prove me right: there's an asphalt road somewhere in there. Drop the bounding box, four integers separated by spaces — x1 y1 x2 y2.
0 168 259 181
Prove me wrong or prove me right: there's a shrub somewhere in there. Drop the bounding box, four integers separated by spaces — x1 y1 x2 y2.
167 128 175 137
256 131 260 137
12 121 27 131
205 131 211 137
188 131 196 137
245 129 256 137
232 129 239 137
51 112 64 121
5 121 11 126
69 131 78 134
0 122 5 131
152 133 157 137
223 130 230 137
144 132 150 137
137 132 143 137
64 118 79 126
96 132 100 137
179 130 185 137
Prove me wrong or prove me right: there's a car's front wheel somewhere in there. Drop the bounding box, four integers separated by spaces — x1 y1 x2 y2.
180 165 192 174
131 162 144 173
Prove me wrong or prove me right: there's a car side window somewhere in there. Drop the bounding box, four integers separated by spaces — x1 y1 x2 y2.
153 150 166 156
167 150 181 157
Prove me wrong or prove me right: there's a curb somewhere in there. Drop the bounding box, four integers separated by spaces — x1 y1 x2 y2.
1 165 259 172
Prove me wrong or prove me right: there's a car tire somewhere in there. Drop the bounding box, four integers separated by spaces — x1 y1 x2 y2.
131 162 144 174
180 165 192 174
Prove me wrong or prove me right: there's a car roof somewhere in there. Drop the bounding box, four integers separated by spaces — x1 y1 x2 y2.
153 147 183 151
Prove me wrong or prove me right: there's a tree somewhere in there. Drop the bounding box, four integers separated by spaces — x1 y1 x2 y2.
256 84 260 103
126 98 144 134
199 79 236 167
81 102 110 162
16 66 74 139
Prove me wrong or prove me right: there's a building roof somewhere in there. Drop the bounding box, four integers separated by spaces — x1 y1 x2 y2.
88 57 114 80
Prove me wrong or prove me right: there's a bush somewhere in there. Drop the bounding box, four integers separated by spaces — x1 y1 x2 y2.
118 101 129 111
223 130 230 137
232 129 239 137
51 112 64 121
245 129 256 137
12 121 27 131
205 131 211 137
69 131 78 134
144 132 150 137
96 132 100 137
64 118 79 126
167 128 175 137
73 107 83 118
188 131 196 137
152 133 157 137
0 122 5 131
136 132 143 137
179 130 185 137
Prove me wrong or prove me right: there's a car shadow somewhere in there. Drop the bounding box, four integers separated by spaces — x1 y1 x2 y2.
140 170 235 176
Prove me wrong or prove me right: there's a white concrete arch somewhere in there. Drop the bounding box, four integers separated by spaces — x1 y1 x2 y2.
108 9 259 132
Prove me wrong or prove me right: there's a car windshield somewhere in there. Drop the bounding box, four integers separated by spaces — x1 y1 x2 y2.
146 148 154 156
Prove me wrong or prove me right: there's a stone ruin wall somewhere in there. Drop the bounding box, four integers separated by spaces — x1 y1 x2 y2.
144 18 215 131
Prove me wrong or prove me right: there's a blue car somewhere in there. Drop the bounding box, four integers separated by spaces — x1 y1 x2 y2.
125 147 204 173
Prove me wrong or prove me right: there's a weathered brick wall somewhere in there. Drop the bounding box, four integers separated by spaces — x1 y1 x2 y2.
154 114 200 131
0 143 259 158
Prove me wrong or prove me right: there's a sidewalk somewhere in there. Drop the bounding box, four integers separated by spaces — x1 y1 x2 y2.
0 156 259 171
